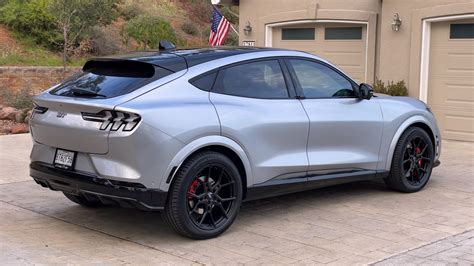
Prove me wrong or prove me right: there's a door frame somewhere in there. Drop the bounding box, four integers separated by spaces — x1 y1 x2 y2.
419 13 474 103
265 19 370 82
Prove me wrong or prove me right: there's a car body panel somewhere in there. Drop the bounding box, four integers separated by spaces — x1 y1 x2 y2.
376 96 441 171
157 135 254 191
210 93 310 185
300 97 384 173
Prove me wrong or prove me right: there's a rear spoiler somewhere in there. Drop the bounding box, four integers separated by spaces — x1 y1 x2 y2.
82 59 156 78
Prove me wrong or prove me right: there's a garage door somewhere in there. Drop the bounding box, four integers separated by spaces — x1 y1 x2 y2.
428 19 474 142
272 23 367 83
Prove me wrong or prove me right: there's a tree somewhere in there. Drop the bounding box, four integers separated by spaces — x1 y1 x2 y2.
49 0 118 72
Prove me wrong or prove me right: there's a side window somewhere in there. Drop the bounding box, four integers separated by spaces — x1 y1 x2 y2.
213 60 289 99
190 71 217 91
289 59 355 98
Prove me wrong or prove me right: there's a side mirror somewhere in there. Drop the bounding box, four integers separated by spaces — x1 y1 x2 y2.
358 83 373 100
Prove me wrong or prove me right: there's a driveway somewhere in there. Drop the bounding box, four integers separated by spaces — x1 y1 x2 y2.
0 134 473 265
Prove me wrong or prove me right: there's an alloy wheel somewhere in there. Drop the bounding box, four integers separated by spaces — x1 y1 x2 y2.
402 136 431 186
186 165 237 230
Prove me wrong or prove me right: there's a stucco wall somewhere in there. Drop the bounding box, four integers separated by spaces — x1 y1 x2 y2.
378 0 474 97
0 67 81 95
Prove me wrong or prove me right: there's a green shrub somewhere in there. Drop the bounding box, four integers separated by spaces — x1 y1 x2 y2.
181 20 197 36
120 3 142 21
224 31 238 46
1 87 34 110
0 0 61 50
123 15 176 49
372 78 408 96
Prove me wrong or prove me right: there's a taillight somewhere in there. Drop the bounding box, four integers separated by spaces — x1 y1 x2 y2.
81 110 141 132
32 103 48 114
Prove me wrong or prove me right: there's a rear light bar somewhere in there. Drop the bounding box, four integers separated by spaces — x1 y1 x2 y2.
81 110 141 132
32 103 48 114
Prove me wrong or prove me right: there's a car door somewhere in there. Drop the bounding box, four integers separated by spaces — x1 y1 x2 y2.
209 58 310 185
285 58 384 177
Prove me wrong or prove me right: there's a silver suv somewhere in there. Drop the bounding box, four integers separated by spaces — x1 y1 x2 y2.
30 47 441 239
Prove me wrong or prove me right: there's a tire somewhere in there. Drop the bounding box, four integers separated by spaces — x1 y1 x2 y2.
163 151 243 239
63 192 104 207
384 127 435 192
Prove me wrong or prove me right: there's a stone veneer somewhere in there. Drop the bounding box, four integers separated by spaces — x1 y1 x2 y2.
0 66 82 95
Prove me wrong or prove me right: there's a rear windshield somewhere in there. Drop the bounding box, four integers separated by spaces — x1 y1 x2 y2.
50 60 173 98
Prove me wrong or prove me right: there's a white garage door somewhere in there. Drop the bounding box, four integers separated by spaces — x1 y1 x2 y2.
272 23 367 83
428 19 474 142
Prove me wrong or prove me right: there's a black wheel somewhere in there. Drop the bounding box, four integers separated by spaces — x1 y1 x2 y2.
63 192 103 207
163 151 243 239
385 127 435 192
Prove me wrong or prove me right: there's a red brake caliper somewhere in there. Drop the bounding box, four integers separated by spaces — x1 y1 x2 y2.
416 147 423 167
188 179 200 200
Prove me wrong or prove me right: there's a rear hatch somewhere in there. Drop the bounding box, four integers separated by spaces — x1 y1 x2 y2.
30 54 187 154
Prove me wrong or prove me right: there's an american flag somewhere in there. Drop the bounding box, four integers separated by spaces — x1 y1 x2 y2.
209 6 230 46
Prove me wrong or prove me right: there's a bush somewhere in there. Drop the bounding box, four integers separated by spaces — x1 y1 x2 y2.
372 79 408 96
1 87 34 110
224 31 239 46
181 20 198 36
90 26 121 56
120 3 142 21
0 0 61 50
123 15 176 49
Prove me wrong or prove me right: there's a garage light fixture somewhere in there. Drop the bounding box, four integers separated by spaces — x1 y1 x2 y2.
243 21 252 35
392 13 402 32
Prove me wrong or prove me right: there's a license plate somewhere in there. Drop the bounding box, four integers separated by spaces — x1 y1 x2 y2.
54 149 76 170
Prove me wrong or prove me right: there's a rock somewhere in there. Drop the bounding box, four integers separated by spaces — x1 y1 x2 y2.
10 123 29 134
14 110 25 123
0 107 18 120
24 110 32 123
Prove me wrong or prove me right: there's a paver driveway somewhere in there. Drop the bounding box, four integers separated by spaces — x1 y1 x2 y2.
0 134 473 265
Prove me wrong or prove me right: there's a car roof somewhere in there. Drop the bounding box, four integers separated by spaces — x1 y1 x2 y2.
95 47 287 72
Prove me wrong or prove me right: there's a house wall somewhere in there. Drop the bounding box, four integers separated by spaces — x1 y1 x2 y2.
378 0 474 97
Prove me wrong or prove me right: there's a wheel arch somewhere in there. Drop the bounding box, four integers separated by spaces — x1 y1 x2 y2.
159 135 253 197
385 115 438 171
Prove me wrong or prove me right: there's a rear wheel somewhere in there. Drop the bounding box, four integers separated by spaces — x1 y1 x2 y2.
163 151 242 239
63 192 103 207
385 127 435 192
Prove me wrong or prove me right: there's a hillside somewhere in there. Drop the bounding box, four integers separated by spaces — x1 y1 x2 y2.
0 0 239 66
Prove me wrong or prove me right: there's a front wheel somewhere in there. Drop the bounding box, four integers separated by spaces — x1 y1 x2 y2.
163 151 243 239
385 127 435 192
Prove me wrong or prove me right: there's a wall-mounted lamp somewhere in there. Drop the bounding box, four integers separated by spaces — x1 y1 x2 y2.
391 13 402 32
243 21 252 35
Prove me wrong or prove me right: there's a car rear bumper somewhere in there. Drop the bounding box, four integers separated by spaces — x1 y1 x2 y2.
30 162 167 211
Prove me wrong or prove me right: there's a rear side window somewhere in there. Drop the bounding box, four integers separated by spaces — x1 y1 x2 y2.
213 60 289 99
50 60 173 98
190 71 217 91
